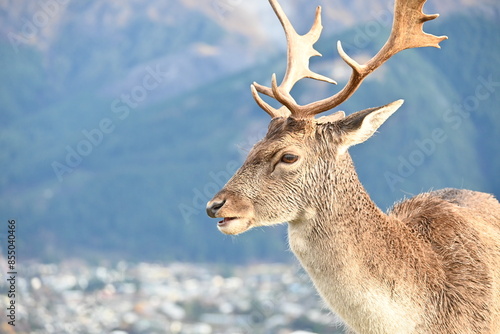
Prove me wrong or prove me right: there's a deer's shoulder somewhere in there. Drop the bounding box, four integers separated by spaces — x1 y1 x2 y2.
389 188 500 231
388 189 499 332
387 188 494 278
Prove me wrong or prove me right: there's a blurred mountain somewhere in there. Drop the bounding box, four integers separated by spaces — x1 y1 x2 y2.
0 0 499 263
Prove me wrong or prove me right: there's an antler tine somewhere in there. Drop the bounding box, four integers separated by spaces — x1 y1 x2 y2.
251 0 337 118
252 0 447 119
250 84 290 118
389 0 447 51
296 0 448 117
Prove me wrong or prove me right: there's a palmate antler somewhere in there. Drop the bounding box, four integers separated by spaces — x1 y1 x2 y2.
251 0 448 119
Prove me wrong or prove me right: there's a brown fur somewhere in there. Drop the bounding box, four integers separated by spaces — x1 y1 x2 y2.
389 189 500 333
207 114 500 333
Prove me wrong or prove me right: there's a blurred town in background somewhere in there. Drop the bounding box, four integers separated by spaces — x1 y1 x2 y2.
0 260 345 334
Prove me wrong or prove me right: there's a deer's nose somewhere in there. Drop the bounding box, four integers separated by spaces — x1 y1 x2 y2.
206 199 226 218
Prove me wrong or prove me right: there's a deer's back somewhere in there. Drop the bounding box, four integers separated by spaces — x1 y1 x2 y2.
389 188 500 333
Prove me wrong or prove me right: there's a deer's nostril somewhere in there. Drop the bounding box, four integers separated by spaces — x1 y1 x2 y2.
206 199 226 218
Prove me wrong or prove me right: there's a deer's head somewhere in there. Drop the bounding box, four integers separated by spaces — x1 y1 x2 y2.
206 102 404 234
206 0 446 235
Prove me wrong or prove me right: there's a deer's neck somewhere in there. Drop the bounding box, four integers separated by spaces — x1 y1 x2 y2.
288 154 430 333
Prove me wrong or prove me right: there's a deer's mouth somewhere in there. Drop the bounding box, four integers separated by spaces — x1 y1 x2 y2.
218 217 237 227
217 217 252 235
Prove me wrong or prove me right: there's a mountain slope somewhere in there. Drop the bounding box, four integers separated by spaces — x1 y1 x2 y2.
0 2 498 263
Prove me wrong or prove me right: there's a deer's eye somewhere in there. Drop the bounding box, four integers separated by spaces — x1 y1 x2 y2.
280 154 299 164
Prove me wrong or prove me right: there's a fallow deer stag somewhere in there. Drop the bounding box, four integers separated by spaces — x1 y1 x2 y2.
206 0 500 332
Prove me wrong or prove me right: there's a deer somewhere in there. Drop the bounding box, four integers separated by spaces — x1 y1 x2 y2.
205 0 500 332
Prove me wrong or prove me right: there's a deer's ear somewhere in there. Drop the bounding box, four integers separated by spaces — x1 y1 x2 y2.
337 100 404 154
